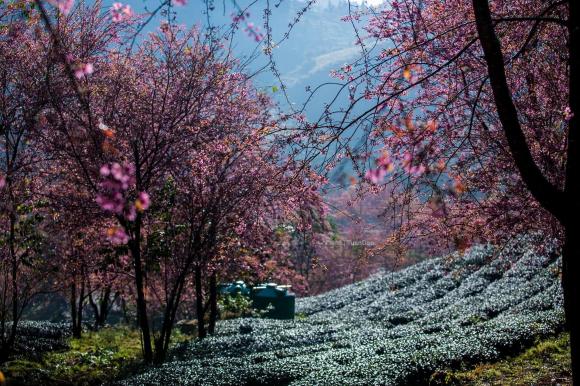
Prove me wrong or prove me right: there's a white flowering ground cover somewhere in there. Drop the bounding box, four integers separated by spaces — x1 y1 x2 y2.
2 320 71 356
122 235 565 385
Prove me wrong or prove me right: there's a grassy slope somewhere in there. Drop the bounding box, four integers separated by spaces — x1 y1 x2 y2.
1 326 192 386
433 333 572 386
3 326 143 386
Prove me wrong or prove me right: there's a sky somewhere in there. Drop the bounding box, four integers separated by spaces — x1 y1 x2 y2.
102 0 385 117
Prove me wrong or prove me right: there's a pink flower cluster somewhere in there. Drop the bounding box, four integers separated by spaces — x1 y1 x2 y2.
365 153 394 184
231 11 250 24
428 196 447 218
402 152 426 176
96 163 151 245
96 162 135 216
106 227 130 245
231 12 264 42
74 62 94 79
0 174 5 189
111 3 133 23
244 22 264 42
564 106 575 121
47 0 75 15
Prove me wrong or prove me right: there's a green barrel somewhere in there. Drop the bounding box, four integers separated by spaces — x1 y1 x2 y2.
251 283 295 320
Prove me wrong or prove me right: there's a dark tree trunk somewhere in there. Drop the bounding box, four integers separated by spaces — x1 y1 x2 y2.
565 1 580 383
563 226 580 385
89 287 112 328
70 272 85 339
7 209 18 351
195 265 206 339
70 282 78 338
472 0 579 383
74 275 85 338
153 335 167 364
154 279 180 364
129 219 153 363
69 281 77 332
153 276 187 364
121 297 131 325
208 272 217 335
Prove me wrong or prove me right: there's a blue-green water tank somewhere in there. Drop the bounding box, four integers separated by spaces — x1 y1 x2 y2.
218 280 251 297
251 283 295 320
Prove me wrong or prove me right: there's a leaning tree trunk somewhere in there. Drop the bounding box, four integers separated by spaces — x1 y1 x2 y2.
565 0 580 383
562 225 580 385
472 0 579 383
89 287 113 328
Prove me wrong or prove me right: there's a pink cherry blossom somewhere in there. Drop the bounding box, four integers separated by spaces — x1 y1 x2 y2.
47 0 75 15
135 192 150 211
106 227 130 245
124 204 137 221
365 168 387 184
110 3 133 23
119 254 131 267
96 162 137 219
564 107 574 121
74 62 94 79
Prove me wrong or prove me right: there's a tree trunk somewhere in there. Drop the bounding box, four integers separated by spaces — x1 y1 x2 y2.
7 209 18 351
566 1 580 384
76 273 85 338
208 272 217 335
121 297 131 325
472 0 579 384
70 281 78 338
129 220 153 363
154 279 180 364
195 265 206 339
96 290 110 327
89 288 111 328
562 225 580 386
153 336 167 364
70 273 84 339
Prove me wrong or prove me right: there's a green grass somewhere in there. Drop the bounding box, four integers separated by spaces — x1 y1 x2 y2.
1 326 193 386
431 333 572 385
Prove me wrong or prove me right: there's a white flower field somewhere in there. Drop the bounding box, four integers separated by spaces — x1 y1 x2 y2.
123 235 565 385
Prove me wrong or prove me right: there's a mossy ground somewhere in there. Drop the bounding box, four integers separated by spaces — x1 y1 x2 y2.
432 333 572 385
1 326 192 386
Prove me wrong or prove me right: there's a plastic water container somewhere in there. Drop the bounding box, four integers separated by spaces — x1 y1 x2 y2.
251 283 295 319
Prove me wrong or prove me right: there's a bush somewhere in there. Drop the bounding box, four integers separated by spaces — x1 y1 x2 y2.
219 294 254 319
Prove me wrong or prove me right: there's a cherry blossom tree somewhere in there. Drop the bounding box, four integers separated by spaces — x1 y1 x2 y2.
171 121 322 341
32 1 321 362
303 0 578 381
35 4 242 360
0 2 54 357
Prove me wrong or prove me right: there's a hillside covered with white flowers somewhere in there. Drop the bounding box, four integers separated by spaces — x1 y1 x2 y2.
122 235 565 385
